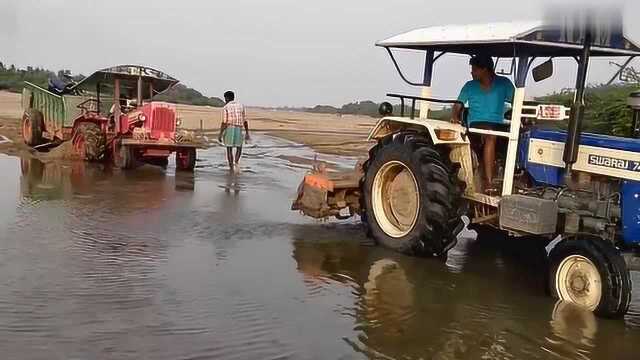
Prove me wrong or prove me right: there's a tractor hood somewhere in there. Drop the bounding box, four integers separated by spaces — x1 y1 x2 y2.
530 128 640 153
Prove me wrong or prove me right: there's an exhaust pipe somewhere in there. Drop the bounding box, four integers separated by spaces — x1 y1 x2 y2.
563 28 592 185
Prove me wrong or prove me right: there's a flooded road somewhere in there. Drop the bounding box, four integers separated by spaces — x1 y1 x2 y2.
0 135 638 360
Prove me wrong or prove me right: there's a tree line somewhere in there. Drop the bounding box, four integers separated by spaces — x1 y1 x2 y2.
0 62 57 92
535 84 636 137
278 101 436 118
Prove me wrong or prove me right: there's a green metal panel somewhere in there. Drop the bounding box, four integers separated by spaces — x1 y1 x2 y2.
23 82 66 133
63 96 87 126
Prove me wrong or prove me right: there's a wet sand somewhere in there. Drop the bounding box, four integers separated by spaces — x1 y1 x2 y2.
0 92 35 158
0 91 375 158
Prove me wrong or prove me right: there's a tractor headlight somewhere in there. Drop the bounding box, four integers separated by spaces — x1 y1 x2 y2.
435 129 457 141
138 114 147 122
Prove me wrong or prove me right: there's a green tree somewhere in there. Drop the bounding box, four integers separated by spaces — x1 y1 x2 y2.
153 83 225 107
536 84 636 137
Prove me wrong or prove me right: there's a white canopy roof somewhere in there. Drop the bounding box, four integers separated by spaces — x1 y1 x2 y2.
376 21 640 57
377 21 543 47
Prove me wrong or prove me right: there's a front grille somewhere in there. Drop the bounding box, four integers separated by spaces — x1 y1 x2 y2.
152 107 175 132
148 104 176 139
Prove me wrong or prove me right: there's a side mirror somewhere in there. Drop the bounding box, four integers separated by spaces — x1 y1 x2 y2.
532 59 554 82
379 102 393 116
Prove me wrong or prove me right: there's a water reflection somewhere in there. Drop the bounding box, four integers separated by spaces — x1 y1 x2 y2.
19 157 98 200
290 224 638 360
19 158 194 212
2 145 639 359
550 301 598 348
175 171 195 191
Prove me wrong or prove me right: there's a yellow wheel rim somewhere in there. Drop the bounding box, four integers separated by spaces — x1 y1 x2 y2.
371 161 420 238
555 255 602 311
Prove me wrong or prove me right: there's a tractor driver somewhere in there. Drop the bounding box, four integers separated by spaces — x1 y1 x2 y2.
451 55 514 192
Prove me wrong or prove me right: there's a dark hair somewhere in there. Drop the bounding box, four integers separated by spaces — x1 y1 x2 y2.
469 55 494 72
224 91 235 102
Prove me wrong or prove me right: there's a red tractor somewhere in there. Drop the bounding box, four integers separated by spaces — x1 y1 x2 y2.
21 65 199 171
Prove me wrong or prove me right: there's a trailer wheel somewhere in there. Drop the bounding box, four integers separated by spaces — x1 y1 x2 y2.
112 139 137 170
72 123 105 161
362 132 463 256
22 109 44 146
176 148 196 172
549 236 631 318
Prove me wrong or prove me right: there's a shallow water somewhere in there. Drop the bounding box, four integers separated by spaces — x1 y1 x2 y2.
0 135 638 359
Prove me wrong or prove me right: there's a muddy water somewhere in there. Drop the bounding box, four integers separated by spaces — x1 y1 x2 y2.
0 135 638 360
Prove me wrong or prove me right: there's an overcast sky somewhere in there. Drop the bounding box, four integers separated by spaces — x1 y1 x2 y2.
1 0 638 107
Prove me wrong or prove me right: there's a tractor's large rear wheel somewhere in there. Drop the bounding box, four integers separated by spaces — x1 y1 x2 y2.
72 122 105 161
549 236 631 318
22 109 44 146
362 132 464 256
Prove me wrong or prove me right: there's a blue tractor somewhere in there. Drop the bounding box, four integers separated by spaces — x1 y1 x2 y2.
293 19 640 317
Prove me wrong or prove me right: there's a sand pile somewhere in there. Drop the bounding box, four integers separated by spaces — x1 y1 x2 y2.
39 141 83 161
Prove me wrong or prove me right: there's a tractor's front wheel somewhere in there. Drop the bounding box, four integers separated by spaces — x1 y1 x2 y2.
72 122 105 161
549 236 631 318
22 109 44 146
362 132 463 256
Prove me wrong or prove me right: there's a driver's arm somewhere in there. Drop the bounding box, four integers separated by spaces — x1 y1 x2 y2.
451 103 464 124
451 82 470 124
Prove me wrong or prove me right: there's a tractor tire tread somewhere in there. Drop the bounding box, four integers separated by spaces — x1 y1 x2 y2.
75 122 106 161
362 131 465 256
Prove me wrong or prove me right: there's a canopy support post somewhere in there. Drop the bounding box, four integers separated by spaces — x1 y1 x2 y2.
419 50 435 118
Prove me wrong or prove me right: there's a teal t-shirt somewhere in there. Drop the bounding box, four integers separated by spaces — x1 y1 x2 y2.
457 76 515 124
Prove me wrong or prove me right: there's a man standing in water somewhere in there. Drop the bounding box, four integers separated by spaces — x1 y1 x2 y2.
219 91 250 173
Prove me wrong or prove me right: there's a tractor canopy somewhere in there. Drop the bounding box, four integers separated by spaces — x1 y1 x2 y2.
72 65 179 100
376 21 640 57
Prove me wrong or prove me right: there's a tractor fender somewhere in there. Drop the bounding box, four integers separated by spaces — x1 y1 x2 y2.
368 117 469 145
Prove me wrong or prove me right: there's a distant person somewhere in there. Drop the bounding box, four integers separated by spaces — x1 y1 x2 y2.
218 91 250 173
